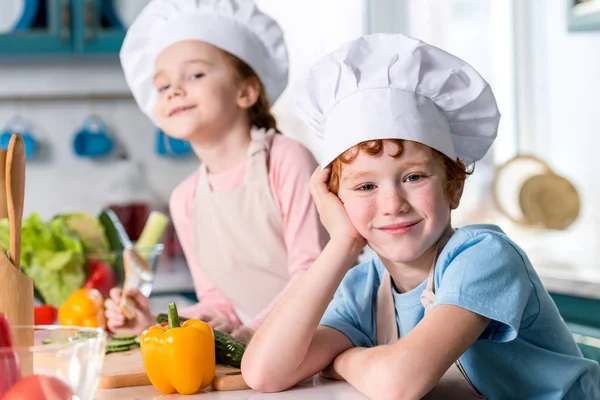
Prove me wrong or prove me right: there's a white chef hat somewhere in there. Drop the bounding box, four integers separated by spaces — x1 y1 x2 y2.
120 0 289 125
294 33 501 167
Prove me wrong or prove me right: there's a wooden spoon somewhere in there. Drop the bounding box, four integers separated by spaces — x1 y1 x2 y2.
6 135 26 270
0 150 8 219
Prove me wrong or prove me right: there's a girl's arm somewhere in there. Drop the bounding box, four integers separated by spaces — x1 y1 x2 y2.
241 237 363 392
242 165 366 392
245 138 329 331
333 305 489 400
169 177 241 326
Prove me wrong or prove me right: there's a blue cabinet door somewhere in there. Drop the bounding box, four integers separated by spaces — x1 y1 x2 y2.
72 0 125 53
0 0 73 54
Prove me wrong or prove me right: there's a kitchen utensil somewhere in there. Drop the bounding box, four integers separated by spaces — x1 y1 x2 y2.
0 150 8 218
1 116 38 161
5 325 106 400
156 129 194 158
98 348 249 391
120 248 154 319
0 134 34 374
7 134 25 269
72 115 114 158
492 154 580 230
85 244 163 297
100 209 157 319
0 0 38 33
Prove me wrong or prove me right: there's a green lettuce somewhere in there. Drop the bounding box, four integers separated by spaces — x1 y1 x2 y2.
0 212 87 307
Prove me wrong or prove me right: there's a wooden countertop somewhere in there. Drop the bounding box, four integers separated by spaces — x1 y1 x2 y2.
95 376 367 400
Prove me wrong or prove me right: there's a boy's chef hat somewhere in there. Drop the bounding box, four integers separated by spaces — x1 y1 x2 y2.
120 0 289 125
294 33 501 166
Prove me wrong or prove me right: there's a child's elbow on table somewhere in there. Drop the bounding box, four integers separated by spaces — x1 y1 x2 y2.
241 355 295 393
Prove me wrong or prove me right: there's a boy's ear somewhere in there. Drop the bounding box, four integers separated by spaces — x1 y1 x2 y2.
449 180 465 210
237 76 260 109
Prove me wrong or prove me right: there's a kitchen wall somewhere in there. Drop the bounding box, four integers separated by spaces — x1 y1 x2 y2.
0 0 367 221
0 59 198 219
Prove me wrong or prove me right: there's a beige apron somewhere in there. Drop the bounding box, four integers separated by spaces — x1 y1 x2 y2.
192 129 289 324
376 231 485 399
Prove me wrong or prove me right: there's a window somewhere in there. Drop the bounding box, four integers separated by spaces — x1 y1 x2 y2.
368 0 525 225
255 0 367 160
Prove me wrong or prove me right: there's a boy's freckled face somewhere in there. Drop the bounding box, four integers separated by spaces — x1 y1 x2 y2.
337 141 455 263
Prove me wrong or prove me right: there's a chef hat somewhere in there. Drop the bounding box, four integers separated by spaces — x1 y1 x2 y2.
120 0 289 125
294 33 501 167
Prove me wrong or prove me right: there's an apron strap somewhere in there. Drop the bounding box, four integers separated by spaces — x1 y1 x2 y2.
196 127 275 193
246 128 275 185
420 228 454 313
376 227 455 344
376 269 398 345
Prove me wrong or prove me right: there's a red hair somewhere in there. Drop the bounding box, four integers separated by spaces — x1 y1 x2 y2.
328 139 471 200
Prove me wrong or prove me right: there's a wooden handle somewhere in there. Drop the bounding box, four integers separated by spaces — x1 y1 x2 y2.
6 135 25 270
0 150 8 219
211 371 249 391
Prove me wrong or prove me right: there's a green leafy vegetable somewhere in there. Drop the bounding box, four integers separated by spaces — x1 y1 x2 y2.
0 212 108 307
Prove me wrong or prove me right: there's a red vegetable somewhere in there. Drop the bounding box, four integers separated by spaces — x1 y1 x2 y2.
0 313 21 397
83 258 117 297
34 306 58 326
1 375 75 400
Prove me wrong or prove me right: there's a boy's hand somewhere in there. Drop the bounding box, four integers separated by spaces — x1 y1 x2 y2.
310 166 366 249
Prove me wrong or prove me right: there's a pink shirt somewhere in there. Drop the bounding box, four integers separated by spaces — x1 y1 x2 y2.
169 134 328 329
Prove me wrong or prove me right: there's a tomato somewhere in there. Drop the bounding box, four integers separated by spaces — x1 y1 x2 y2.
1 375 75 400
34 305 58 325
83 259 117 297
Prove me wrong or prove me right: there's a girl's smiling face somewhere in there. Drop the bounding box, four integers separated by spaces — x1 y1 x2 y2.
153 40 250 141
336 140 462 264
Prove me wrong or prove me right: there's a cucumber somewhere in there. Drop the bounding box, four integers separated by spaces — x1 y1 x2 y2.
136 211 169 259
105 335 140 354
98 209 132 283
98 209 132 251
107 338 136 347
214 330 245 368
156 313 246 368
106 343 134 354
110 334 138 341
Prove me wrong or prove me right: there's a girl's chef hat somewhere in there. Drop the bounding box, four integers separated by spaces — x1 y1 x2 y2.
120 0 289 125
294 33 501 167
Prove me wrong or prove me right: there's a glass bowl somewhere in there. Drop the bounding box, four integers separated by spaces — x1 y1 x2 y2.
84 244 164 297
0 325 107 400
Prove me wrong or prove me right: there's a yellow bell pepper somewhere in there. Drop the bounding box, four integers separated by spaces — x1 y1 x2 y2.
58 288 105 328
140 303 215 395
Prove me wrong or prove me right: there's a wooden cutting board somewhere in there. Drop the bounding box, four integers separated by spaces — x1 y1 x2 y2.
98 348 249 392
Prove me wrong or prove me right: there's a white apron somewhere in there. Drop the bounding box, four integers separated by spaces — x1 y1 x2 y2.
192 129 289 324
375 230 486 399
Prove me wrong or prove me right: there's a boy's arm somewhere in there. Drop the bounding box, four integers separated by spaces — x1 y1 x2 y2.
333 304 489 400
241 237 362 392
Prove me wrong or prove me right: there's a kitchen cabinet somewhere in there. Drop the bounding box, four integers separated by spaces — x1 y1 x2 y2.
0 0 127 55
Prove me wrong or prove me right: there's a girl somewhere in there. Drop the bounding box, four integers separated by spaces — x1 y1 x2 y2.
242 34 600 399
104 0 327 342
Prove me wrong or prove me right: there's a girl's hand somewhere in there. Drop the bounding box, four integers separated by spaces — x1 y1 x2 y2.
310 166 366 248
104 288 155 335
230 326 255 343
194 312 237 334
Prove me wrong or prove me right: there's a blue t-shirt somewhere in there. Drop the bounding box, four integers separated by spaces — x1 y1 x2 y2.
320 224 600 399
